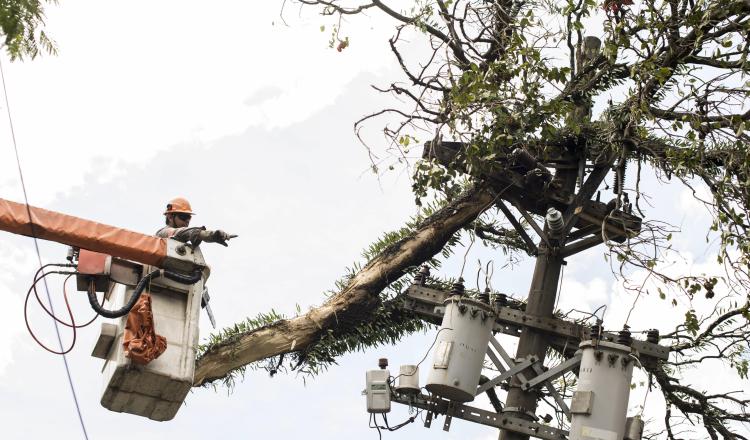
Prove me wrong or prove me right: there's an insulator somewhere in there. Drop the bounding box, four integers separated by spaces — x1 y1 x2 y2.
546 208 564 235
493 293 508 309
646 328 660 344
617 325 632 347
613 159 627 195
477 288 491 304
590 320 604 341
413 264 431 286
451 278 465 296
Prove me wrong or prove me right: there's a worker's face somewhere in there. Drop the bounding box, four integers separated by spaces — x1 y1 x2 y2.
174 213 192 228
168 213 191 228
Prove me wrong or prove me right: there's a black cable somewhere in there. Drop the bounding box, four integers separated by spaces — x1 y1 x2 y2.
382 413 418 431
369 413 383 440
163 268 202 285
1 56 89 440
87 269 161 318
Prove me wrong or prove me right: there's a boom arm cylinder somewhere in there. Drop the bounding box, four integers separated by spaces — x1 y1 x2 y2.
0 198 167 267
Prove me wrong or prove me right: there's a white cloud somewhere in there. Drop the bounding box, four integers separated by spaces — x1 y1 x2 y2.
0 0 401 204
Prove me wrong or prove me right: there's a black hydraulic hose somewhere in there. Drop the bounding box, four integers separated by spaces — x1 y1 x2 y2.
163 268 202 285
87 269 161 319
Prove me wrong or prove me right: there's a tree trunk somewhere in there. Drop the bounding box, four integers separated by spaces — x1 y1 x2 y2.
193 184 498 387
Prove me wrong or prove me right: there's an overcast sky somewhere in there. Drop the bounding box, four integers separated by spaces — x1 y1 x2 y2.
0 2 745 440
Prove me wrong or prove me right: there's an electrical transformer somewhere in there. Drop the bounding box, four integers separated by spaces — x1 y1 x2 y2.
569 340 636 440
425 296 495 402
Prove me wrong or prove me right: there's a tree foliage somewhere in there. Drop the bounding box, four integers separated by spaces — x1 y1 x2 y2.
0 0 56 60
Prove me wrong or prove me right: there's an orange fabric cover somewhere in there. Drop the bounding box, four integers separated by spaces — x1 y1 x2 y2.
123 292 167 365
0 198 167 267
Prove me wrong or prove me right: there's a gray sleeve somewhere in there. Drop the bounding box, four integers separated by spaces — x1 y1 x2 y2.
155 226 206 243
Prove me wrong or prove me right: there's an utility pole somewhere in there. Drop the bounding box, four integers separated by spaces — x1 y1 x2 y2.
499 36 602 440
404 34 652 440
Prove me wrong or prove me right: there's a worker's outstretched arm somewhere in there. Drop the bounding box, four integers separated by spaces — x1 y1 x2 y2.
156 226 237 246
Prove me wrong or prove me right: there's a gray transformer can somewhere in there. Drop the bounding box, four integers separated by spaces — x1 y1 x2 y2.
570 340 637 440
425 296 495 402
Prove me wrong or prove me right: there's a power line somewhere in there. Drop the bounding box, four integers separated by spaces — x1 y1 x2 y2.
0 56 90 440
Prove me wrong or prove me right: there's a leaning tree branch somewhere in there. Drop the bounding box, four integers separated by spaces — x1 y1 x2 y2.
193 183 499 386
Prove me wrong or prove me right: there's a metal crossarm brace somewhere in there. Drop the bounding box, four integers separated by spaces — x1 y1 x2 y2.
521 354 582 391
508 198 550 248
477 354 534 395
496 199 539 255
560 235 604 258
490 336 572 419
530 362 571 419
490 336 517 366
561 165 612 238
401 285 670 362
487 346 507 372
391 393 569 440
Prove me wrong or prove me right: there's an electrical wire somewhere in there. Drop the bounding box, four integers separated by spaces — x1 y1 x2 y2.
1 56 90 440
382 412 419 431
388 326 453 387
369 413 383 439
29 264 99 328
24 273 78 354
24 268 104 355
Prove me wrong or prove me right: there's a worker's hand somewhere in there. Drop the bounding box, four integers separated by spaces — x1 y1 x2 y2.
212 230 238 247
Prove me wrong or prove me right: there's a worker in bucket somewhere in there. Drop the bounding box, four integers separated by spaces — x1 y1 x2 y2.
156 197 237 246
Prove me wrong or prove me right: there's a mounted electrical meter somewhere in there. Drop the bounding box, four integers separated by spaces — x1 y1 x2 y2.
569 340 636 440
366 369 391 413
425 296 495 402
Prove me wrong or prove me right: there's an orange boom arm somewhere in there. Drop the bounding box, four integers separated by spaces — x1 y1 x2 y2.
0 198 167 267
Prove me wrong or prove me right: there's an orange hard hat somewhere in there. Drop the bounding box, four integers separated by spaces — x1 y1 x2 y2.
164 197 195 215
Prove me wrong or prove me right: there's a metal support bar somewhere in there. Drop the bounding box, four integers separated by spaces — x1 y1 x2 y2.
490 337 517 366
491 336 573 420
496 200 539 255
444 403 455 431
402 285 670 361
566 224 599 241
509 199 550 248
487 346 507 372
477 357 534 395
521 355 582 391
391 393 569 440
560 234 605 258
561 165 612 239
495 306 586 340
530 363 572 420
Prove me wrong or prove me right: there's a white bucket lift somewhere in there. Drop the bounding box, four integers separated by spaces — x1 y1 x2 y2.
86 240 209 421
